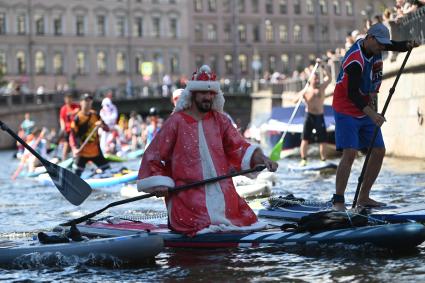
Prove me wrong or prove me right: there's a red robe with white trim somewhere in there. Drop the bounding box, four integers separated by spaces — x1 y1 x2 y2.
137 110 260 236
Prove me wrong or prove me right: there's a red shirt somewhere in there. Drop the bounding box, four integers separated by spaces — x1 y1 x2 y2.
60 103 80 133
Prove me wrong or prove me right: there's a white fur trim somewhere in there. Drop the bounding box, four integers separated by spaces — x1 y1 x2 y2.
174 88 225 113
137 176 175 193
198 120 232 226
197 221 268 235
241 144 260 170
185 80 220 93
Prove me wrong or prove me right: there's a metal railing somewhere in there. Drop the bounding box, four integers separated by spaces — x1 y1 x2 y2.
0 93 60 107
392 7 425 43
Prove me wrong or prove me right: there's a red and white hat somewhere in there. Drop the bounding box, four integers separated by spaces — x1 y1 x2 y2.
174 65 225 113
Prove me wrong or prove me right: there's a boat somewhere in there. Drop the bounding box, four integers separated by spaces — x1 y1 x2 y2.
37 170 138 189
0 233 163 266
54 219 425 250
20 158 73 178
104 149 145 163
257 197 425 223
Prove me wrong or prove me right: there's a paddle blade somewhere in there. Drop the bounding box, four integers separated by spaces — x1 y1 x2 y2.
44 162 92 206
270 139 283 162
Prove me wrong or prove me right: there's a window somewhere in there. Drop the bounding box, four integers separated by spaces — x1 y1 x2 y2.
265 20 274 42
281 54 289 73
135 54 144 74
194 0 203 12
279 25 288 42
53 17 62 35
170 54 179 74
170 18 177 38
319 0 328 15
238 24 246 42
116 52 126 73
306 0 314 14
208 0 217 12
207 24 217 41
53 53 63 75
265 0 273 14
195 55 204 69
223 0 231 13
238 0 245 13
251 0 259 13
223 23 231 41
153 53 163 75
0 13 6 34
294 0 301 14
97 15 106 36
321 25 329 41
76 51 85 74
195 23 203 41
76 15 85 36
209 55 217 74
97 51 107 74
308 25 315 41
279 0 287 14
35 15 44 35
333 0 341 15
17 14 26 35
239 54 247 74
224 54 232 74
295 54 303 71
0 51 6 74
268 55 276 73
116 16 125 37
253 24 260 42
134 17 143 37
35 51 45 74
16 51 26 74
346 0 353 16
293 24 302 42
152 17 160 38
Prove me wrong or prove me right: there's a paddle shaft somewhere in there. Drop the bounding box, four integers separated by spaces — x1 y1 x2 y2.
270 62 320 160
352 48 412 208
61 165 267 226
77 125 100 152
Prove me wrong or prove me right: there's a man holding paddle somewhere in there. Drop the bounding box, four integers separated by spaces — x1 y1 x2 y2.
331 23 419 210
137 65 278 236
70 93 111 177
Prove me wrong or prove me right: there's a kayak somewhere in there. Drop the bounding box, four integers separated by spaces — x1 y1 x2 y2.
0 233 163 266
257 198 425 223
55 219 425 250
104 149 145 162
288 161 337 173
38 171 138 189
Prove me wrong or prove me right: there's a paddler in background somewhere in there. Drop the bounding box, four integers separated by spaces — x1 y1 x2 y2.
70 93 111 177
293 58 332 167
137 65 278 237
58 93 80 161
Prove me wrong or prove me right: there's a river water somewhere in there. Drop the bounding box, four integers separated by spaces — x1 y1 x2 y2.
0 149 425 282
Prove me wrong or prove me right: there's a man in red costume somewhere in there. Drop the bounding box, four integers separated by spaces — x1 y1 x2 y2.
137 65 278 236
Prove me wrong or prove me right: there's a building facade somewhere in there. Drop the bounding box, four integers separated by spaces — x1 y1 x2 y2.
0 0 393 92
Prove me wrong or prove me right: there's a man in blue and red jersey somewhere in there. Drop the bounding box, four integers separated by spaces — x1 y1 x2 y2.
331 23 419 210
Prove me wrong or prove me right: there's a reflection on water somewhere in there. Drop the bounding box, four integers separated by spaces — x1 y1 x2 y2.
0 150 425 281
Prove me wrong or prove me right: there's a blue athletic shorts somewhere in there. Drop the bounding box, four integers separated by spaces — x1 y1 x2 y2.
334 110 385 151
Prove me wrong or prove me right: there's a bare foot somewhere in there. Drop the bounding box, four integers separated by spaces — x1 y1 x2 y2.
356 198 386 208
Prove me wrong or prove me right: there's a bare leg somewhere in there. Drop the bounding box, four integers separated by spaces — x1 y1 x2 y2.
319 142 326 161
334 148 357 209
300 139 308 159
62 142 69 161
357 147 386 206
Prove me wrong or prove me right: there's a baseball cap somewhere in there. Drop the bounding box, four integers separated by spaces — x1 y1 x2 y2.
367 23 392 45
81 93 93 100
